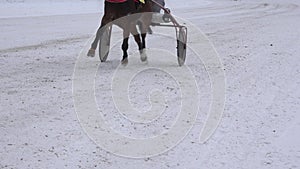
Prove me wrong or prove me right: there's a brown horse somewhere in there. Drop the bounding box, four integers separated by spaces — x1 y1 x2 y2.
87 0 153 64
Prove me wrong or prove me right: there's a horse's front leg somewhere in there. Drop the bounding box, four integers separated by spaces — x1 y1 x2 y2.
121 30 130 65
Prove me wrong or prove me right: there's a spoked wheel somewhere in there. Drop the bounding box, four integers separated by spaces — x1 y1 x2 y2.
99 25 112 62
177 26 187 66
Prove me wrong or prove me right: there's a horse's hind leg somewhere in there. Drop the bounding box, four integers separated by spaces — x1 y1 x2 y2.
140 14 152 50
130 25 147 62
87 26 103 57
88 14 113 57
140 33 148 62
138 14 152 62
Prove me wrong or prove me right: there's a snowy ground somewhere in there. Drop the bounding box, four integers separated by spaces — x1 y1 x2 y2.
1 0 300 168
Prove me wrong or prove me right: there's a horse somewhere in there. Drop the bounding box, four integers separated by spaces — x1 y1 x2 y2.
87 0 153 65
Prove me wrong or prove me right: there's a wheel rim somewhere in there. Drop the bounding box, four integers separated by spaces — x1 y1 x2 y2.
177 27 187 66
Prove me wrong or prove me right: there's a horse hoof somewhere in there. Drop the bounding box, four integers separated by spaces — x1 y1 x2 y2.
140 49 147 62
121 58 128 66
148 27 153 34
87 49 95 57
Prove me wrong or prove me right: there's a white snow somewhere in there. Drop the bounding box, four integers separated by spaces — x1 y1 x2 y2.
0 0 101 18
0 0 299 168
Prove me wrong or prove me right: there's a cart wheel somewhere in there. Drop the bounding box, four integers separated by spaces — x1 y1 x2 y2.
99 25 112 62
177 27 187 66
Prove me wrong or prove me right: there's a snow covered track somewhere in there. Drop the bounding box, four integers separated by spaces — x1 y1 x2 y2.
1 0 300 168
191 3 297 18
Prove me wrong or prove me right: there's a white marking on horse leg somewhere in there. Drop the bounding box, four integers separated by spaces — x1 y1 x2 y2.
140 49 147 62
